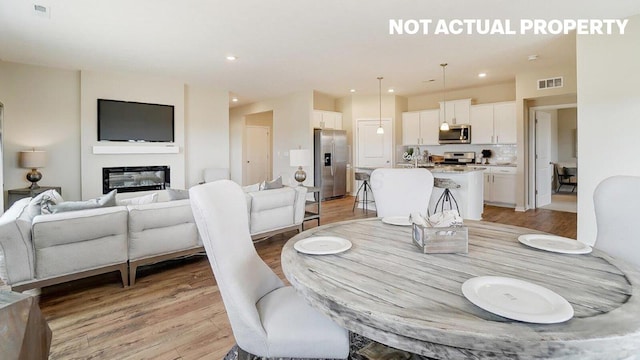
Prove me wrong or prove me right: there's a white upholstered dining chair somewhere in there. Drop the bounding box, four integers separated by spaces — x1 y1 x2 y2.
594 175 640 270
369 168 434 218
189 180 349 359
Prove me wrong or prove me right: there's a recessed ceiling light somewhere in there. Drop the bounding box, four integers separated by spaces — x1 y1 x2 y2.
231 97 239 102
387 88 395 93
478 73 487 78
349 89 356 93
226 55 237 61
528 55 538 61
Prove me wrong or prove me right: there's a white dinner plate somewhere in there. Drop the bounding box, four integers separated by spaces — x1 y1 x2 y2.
381 216 412 226
294 236 352 255
462 276 574 324
518 234 592 254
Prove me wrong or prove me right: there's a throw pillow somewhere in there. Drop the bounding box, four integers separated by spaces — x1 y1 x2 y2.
262 176 283 190
40 190 64 215
117 192 158 206
27 189 64 216
242 182 261 193
167 188 190 201
50 190 117 214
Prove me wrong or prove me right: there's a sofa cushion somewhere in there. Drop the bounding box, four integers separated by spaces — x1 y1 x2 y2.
242 182 261 193
50 190 117 214
32 206 129 278
167 188 190 200
127 199 200 259
116 192 158 206
261 176 283 190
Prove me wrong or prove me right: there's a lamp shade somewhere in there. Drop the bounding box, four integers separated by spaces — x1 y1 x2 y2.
19 150 47 169
289 149 310 167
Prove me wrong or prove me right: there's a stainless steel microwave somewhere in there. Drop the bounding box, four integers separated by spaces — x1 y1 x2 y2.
439 124 471 144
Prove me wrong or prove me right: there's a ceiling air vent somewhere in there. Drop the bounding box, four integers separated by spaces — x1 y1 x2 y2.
537 77 563 90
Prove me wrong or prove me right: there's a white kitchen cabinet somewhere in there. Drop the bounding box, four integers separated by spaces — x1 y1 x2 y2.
312 110 343 130
401 109 439 145
470 104 494 144
439 98 471 126
493 102 517 144
483 166 516 207
470 101 516 144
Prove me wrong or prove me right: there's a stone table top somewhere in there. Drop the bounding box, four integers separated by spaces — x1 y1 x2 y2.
281 218 640 359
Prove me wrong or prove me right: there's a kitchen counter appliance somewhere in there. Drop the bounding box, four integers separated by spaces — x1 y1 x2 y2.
442 152 476 165
439 124 471 144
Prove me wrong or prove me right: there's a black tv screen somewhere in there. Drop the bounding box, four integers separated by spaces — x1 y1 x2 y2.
98 99 175 142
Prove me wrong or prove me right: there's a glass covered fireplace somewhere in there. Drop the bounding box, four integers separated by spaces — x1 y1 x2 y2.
102 166 170 194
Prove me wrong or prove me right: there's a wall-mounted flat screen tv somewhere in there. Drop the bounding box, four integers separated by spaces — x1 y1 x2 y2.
98 99 175 142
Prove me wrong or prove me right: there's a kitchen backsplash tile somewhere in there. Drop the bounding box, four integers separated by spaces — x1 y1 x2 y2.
397 144 517 165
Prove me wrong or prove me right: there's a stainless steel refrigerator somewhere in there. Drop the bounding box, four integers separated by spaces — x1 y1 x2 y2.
314 129 347 200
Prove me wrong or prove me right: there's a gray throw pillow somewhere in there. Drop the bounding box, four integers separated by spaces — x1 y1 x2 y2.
167 188 190 200
262 176 283 190
50 190 117 214
30 189 64 215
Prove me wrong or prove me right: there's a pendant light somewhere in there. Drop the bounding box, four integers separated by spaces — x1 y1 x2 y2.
376 76 384 135
439 63 450 131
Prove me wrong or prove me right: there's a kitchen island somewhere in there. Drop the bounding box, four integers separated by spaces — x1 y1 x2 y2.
427 165 484 220
355 165 485 220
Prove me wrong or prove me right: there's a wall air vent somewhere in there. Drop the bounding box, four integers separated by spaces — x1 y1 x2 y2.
537 77 563 90
33 4 51 18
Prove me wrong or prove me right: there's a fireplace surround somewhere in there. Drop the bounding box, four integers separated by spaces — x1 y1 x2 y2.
102 166 170 194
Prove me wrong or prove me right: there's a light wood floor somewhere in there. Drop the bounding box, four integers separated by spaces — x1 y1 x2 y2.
38 197 577 359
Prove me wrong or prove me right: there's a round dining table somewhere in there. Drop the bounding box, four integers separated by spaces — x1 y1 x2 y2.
281 218 640 359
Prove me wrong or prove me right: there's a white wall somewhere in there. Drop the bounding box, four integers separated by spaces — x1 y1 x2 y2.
184 85 230 186
408 81 515 111
557 108 577 162
229 91 313 186
516 65 577 211
0 62 229 204
577 14 640 246
80 71 186 199
0 61 82 202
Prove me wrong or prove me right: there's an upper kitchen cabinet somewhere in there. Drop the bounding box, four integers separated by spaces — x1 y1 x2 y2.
470 101 516 144
402 109 439 145
313 110 343 130
439 99 471 126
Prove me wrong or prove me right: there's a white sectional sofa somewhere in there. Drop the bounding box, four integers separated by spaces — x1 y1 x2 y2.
0 185 307 291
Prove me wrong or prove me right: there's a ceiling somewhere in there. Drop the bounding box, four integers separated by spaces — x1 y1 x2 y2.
1 0 639 107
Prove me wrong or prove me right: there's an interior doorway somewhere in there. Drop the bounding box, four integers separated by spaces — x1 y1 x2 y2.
528 104 578 213
243 111 273 185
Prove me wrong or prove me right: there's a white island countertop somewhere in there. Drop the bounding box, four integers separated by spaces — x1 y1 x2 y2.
395 163 486 173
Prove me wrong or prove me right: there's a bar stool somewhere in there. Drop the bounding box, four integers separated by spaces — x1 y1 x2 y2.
431 178 461 215
353 172 375 213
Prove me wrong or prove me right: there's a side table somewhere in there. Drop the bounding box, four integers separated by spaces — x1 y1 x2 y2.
0 291 52 360
302 186 321 230
7 186 62 208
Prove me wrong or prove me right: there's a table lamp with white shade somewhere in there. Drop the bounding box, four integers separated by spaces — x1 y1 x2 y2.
19 150 47 189
289 149 310 186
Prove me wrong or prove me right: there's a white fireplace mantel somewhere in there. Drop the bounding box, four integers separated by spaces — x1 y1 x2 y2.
92 145 180 155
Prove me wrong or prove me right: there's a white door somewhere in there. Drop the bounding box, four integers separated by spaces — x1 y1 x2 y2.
244 126 271 185
535 111 553 207
357 119 392 168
